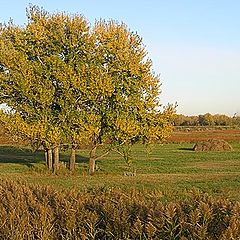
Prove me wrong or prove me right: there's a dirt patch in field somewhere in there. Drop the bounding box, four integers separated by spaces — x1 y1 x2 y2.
193 139 233 152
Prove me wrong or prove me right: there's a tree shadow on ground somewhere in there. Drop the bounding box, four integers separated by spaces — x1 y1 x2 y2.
76 155 89 163
60 152 89 164
0 145 90 168
178 147 194 151
0 145 44 168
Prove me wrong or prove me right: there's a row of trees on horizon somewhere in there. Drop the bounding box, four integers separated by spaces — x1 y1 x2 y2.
174 113 240 126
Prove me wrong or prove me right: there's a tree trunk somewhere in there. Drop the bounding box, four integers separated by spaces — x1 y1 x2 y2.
89 146 97 175
53 146 59 174
44 149 48 166
47 148 53 170
69 145 76 171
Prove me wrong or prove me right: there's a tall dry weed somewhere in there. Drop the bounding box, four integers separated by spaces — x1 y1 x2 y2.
0 180 240 239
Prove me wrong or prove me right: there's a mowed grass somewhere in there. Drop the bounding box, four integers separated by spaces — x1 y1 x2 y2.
0 142 240 200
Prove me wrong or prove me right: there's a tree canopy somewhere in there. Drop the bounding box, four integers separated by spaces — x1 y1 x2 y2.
0 5 175 174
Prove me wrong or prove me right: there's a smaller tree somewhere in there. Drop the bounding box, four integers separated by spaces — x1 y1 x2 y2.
81 20 175 174
198 113 214 126
233 114 240 126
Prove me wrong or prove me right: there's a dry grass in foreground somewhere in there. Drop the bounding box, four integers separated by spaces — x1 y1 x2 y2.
1 179 240 239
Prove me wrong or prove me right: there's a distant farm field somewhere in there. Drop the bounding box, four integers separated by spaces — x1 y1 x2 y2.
168 127 240 143
0 131 240 200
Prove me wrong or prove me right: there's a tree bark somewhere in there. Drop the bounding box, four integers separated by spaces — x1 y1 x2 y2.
89 145 97 175
44 149 48 166
69 145 76 171
47 148 53 170
53 146 59 174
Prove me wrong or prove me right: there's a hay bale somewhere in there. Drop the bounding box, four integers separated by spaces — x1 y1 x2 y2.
193 139 233 152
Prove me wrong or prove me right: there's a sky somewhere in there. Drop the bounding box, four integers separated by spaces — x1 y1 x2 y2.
1 0 240 116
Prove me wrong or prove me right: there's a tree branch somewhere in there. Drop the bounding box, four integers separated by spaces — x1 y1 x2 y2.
94 150 111 161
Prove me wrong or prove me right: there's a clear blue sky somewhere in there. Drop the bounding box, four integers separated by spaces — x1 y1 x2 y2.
1 0 240 116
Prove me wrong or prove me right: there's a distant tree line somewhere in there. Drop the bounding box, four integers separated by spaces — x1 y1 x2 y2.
173 113 240 126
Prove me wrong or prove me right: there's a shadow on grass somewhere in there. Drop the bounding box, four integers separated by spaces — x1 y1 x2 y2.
60 151 89 164
76 155 89 163
178 147 194 151
0 145 89 168
0 145 44 168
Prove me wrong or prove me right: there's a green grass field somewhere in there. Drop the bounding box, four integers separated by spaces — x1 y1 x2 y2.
1 142 240 200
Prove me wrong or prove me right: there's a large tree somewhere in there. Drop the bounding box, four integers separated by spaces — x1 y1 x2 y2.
0 6 175 175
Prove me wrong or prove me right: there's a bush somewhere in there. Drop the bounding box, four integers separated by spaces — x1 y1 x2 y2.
0 180 240 239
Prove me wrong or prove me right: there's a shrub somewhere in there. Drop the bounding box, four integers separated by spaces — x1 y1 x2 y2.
0 180 240 239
